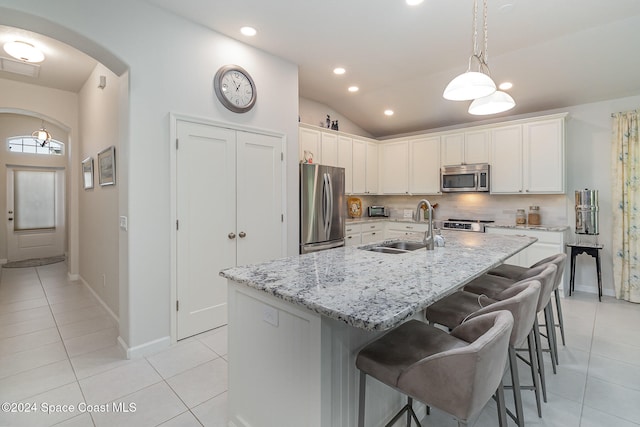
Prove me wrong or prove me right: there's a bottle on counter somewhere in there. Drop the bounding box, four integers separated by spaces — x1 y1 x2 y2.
516 209 526 225
528 206 541 225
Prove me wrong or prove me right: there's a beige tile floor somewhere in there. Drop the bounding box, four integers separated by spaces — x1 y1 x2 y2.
1 262 640 426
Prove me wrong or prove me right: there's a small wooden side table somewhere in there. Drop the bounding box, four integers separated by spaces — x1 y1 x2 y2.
566 242 604 301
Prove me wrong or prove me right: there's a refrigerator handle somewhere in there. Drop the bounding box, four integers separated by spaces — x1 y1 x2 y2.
323 173 331 236
327 174 334 235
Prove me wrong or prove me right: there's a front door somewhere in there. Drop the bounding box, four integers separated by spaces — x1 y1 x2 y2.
6 167 65 261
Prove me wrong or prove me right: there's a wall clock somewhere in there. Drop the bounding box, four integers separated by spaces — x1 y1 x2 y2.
213 64 257 113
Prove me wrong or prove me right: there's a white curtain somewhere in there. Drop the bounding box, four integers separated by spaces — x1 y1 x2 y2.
611 109 640 302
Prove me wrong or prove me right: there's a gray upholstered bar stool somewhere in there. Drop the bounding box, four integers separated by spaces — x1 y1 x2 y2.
463 264 558 403
487 253 568 364
425 281 541 427
356 311 514 427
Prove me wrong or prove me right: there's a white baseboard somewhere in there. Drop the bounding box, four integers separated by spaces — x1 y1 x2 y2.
78 275 119 326
67 272 80 281
120 335 171 359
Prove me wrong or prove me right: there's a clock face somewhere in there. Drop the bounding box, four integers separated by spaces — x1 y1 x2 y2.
214 65 257 113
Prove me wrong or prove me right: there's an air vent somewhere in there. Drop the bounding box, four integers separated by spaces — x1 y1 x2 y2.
0 56 40 78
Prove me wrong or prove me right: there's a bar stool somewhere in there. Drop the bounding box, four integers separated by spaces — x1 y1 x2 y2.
356 311 514 427
425 280 541 427
463 264 558 402
487 253 568 364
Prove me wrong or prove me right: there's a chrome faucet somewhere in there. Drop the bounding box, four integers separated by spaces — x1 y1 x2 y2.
415 199 435 250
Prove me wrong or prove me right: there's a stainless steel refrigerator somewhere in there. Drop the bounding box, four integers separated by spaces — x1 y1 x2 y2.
300 163 346 254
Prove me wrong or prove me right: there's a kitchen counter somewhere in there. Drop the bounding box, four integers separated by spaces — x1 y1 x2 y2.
222 232 536 427
487 223 571 232
221 231 535 331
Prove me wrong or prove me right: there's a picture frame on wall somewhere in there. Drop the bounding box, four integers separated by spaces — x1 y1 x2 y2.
82 157 94 190
98 146 116 186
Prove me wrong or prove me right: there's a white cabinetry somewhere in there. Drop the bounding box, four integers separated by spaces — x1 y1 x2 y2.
299 127 321 164
441 130 489 166
365 140 379 194
352 138 366 194
361 222 384 244
345 223 362 247
409 136 441 195
321 132 338 167
486 227 567 292
338 135 353 194
490 117 565 194
380 140 409 194
385 222 429 240
523 119 565 193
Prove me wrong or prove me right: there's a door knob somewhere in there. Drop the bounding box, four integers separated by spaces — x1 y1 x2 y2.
8 218 13 221
239 231 246 238
228 232 236 239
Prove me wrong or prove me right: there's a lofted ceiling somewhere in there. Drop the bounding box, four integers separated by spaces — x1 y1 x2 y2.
146 0 640 137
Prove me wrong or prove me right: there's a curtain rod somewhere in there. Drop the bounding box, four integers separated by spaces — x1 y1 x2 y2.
612 109 640 117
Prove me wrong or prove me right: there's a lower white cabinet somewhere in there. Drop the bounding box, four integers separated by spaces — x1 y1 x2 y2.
345 223 362 247
385 222 429 240
485 227 568 293
361 222 384 244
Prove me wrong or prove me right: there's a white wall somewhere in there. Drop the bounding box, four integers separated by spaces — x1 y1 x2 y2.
78 64 121 318
300 97 373 137
0 0 299 356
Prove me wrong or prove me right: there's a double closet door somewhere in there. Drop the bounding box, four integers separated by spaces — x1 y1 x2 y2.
176 120 284 339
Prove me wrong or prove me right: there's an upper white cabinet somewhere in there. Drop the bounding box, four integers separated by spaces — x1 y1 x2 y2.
365 140 379 194
441 130 489 166
320 132 338 167
338 135 353 194
409 136 441 195
352 138 367 194
380 140 409 194
523 119 565 193
490 116 565 194
299 127 321 164
490 125 523 193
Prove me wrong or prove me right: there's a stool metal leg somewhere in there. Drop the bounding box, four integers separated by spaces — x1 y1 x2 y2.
358 371 366 427
496 380 508 427
544 306 558 372
508 346 525 427
533 318 547 402
554 288 566 346
546 303 560 366
528 330 543 417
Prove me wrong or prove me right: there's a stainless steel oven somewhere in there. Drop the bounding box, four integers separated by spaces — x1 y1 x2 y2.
441 163 490 193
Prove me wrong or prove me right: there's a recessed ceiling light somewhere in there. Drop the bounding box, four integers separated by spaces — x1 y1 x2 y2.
240 26 257 36
348 86 359 93
333 67 346 75
3 41 45 63
384 110 394 116
406 0 424 5
498 82 513 90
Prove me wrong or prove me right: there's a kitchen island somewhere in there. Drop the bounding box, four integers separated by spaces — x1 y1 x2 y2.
220 231 536 427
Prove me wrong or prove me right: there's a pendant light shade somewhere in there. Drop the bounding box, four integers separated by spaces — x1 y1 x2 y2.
468 90 516 115
32 122 52 147
443 70 496 101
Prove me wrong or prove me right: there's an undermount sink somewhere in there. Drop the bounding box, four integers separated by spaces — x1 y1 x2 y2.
382 241 427 251
361 240 427 254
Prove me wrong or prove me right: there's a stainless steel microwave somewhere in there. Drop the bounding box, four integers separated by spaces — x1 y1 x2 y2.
441 163 490 192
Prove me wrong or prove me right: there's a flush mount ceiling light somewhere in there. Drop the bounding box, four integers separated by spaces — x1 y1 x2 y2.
443 0 496 101
240 26 257 36
384 109 394 116
406 0 424 5
32 121 52 147
333 67 346 75
348 86 359 92
468 90 515 115
3 40 45 63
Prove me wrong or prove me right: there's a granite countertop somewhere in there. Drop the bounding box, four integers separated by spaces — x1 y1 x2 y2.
220 231 536 331
487 223 570 232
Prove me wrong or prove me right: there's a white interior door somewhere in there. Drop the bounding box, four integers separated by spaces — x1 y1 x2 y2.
6 167 65 261
176 121 236 339
236 131 283 266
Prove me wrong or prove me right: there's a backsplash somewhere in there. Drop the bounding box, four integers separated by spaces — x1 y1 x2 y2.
355 193 569 226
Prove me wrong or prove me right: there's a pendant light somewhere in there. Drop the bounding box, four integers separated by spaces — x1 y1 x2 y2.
468 90 516 115
443 0 496 101
32 121 52 147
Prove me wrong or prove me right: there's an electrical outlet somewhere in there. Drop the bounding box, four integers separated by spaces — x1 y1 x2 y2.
262 304 279 327
119 216 128 231
403 209 413 219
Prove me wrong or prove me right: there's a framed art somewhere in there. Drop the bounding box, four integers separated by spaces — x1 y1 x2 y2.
98 146 116 186
82 157 94 190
